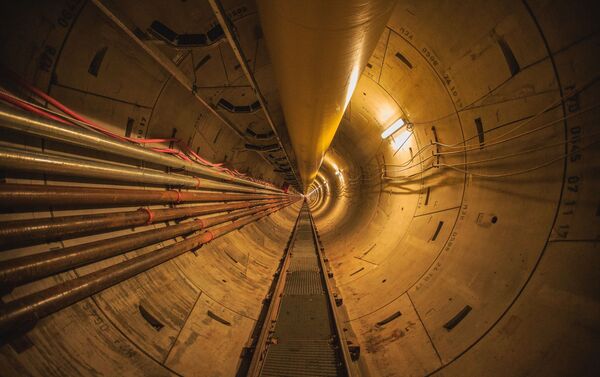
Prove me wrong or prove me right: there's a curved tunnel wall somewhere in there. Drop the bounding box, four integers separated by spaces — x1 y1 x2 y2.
0 1 302 376
310 1 600 376
0 1 599 376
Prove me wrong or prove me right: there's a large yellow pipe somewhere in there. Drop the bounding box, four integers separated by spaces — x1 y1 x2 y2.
258 0 395 190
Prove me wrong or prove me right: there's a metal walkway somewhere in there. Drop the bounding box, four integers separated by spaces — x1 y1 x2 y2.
249 202 349 377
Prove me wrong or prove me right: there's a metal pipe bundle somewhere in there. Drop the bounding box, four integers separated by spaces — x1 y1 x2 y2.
0 147 277 194
0 104 282 193
0 198 281 249
0 200 292 286
0 101 302 339
0 199 298 336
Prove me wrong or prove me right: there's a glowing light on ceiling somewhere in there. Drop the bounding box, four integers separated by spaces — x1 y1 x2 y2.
381 117 405 139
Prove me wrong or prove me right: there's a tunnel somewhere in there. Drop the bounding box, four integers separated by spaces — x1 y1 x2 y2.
0 0 599 376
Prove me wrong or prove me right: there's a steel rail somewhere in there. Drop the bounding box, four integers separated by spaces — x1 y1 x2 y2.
308 208 355 375
245 203 303 376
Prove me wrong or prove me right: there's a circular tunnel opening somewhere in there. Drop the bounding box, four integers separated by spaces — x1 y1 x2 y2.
0 1 598 376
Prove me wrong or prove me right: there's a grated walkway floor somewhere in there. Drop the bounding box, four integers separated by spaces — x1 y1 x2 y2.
259 204 343 377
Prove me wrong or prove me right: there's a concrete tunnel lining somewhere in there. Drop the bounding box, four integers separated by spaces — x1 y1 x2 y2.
0 0 599 376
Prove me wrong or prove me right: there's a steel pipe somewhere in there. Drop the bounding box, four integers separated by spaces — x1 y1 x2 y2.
0 200 292 286
258 0 395 188
0 200 298 336
0 104 282 193
0 184 285 210
0 199 283 249
0 146 278 194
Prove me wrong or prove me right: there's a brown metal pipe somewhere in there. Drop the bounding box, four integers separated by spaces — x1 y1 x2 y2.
0 198 284 249
0 183 286 210
0 199 298 336
0 200 293 287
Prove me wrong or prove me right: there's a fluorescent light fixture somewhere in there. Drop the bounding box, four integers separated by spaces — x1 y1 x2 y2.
381 118 405 139
392 130 412 150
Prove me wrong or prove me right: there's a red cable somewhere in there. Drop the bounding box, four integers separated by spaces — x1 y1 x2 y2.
0 91 74 126
2 71 279 189
179 142 224 167
8 72 180 145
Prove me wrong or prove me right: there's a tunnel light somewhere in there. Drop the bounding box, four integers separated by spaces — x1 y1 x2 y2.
392 130 412 150
381 118 405 139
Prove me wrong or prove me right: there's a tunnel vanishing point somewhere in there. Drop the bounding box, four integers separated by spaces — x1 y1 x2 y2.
0 0 599 376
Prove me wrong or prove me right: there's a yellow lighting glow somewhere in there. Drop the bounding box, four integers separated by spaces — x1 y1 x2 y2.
381 118 405 139
335 169 345 184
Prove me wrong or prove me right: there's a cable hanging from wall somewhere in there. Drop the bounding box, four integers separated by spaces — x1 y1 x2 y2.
381 77 600 181
386 76 599 169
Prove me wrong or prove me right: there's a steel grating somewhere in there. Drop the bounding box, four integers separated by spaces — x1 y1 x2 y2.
273 295 333 339
260 341 340 377
259 204 343 377
284 271 323 295
288 255 319 272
